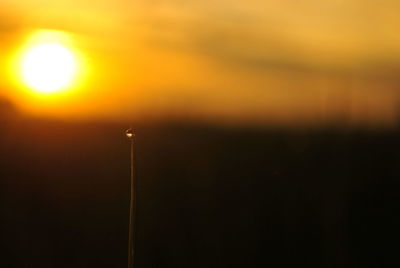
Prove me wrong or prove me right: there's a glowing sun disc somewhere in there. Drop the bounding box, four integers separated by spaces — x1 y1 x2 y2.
19 32 79 94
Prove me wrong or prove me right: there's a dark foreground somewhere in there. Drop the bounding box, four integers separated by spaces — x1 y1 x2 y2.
1 114 400 267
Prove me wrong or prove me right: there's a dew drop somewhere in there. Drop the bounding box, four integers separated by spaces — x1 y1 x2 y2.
126 128 134 138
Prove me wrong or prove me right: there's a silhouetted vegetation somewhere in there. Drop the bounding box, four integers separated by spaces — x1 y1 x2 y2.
1 112 400 267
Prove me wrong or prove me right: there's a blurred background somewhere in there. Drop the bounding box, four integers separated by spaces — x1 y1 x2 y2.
1 0 400 267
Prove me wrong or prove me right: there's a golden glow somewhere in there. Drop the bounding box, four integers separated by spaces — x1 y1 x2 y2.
2 3 398 125
15 30 83 94
21 43 77 93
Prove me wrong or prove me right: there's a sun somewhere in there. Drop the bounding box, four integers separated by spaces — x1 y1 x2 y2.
21 43 77 93
18 30 81 94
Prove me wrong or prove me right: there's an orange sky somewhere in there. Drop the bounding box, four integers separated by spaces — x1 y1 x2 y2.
1 0 400 126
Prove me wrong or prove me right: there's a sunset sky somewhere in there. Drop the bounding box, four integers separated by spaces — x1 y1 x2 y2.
1 0 399 125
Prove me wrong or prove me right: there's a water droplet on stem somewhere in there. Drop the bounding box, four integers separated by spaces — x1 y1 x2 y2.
126 128 134 138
